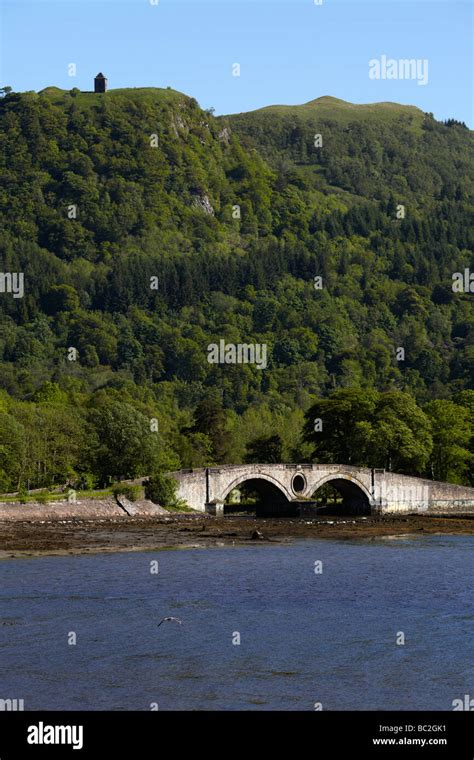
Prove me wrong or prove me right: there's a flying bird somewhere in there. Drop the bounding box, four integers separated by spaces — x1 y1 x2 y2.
157 616 183 628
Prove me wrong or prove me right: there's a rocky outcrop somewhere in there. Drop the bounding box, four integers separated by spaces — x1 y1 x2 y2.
218 127 231 144
114 496 169 517
192 194 215 215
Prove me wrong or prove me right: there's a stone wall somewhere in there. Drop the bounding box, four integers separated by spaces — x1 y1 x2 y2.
0 498 167 522
373 471 474 514
173 469 208 511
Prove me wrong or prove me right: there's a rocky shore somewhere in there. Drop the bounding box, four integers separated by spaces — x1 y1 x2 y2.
0 501 472 559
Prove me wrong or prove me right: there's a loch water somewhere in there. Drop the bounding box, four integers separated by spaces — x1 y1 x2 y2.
0 535 472 710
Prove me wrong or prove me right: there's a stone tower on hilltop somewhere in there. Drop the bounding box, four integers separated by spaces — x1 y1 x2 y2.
94 73 108 93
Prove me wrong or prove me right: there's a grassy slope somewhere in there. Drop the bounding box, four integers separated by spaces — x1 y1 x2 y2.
38 86 195 110
225 95 425 130
37 89 424 123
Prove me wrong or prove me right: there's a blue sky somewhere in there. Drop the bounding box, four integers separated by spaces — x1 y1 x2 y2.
1 0 472 125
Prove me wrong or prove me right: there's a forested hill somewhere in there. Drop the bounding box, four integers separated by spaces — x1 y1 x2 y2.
0 86 472 491
224 95 472 203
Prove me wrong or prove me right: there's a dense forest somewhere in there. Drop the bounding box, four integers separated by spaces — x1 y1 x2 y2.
0 87 472 493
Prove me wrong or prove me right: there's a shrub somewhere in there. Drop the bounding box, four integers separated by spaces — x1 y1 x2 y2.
77 473 96 491
112 483 143 502
144 473 179 507
18 487 29 504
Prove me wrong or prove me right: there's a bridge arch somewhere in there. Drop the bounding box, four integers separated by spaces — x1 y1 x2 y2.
220 472 293 504
309 473 372 515
308 472 373 515
309 473 372 502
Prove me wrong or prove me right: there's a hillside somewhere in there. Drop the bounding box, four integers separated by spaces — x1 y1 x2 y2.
229 95 424 123
223 95 472 202
0 87 472 491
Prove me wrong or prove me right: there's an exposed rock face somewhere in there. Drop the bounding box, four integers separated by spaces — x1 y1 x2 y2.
218 127 231 144
115 496 169 517
170 114 189 137
192 194 215 215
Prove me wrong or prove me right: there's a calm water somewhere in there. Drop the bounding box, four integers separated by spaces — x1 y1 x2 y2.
0 535 472 711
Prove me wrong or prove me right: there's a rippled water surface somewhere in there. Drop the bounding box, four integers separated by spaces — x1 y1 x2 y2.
0 535 472 710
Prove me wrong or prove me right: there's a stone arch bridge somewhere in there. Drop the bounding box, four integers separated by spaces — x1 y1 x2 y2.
172 464 474 516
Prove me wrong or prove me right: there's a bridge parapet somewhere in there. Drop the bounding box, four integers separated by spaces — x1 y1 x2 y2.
374 472 474 514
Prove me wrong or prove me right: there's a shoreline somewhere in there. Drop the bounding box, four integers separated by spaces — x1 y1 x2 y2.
0 513 473 559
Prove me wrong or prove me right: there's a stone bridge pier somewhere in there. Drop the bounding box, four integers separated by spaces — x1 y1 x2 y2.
171 464 474 516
